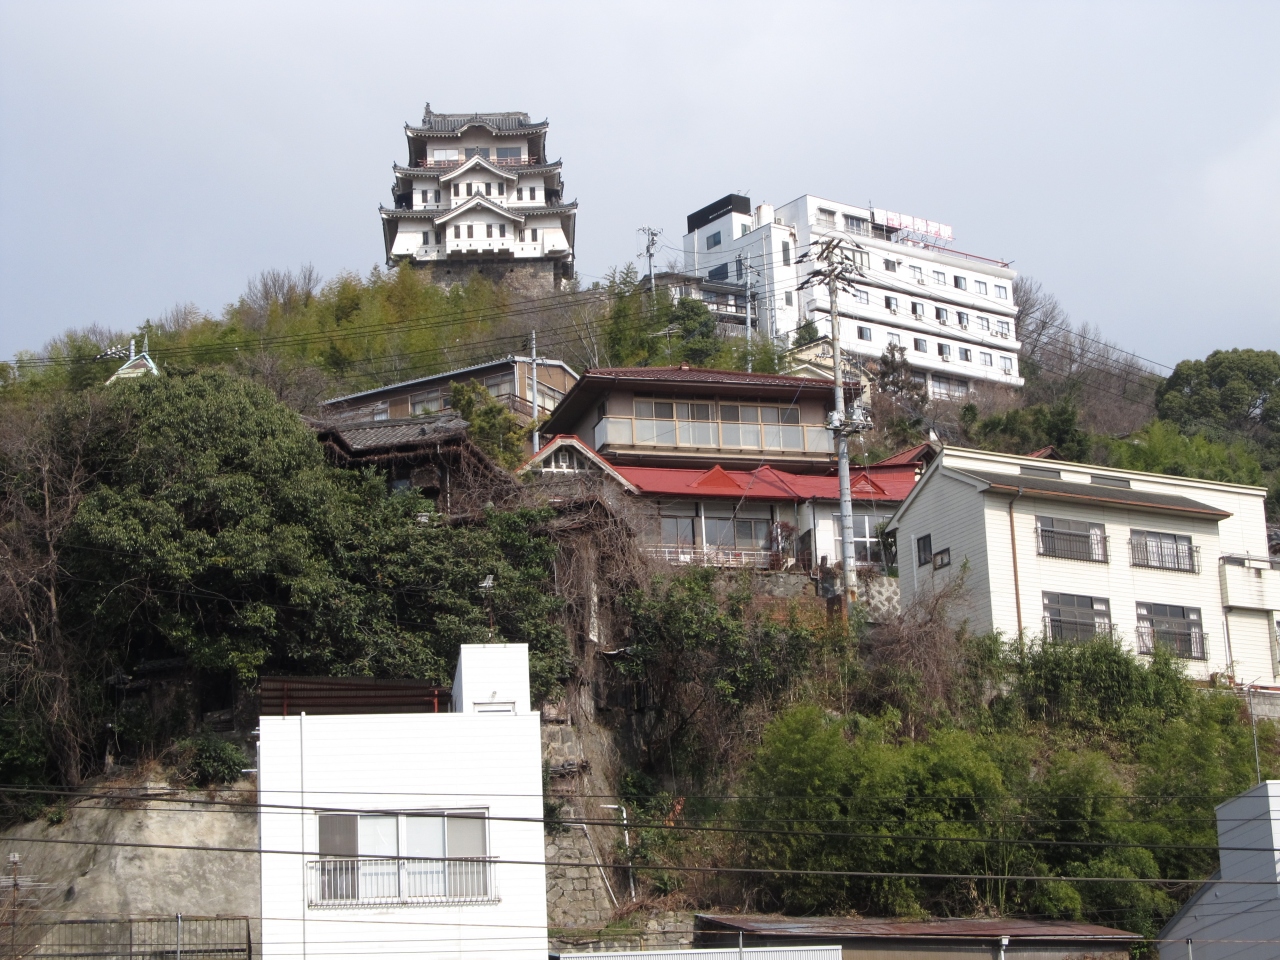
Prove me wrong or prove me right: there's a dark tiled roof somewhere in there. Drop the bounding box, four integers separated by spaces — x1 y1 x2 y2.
957 469 1232 519
407 107 549 136
393 161 561 177
696 914 1139 942
585 366 830 389
316 415 470 453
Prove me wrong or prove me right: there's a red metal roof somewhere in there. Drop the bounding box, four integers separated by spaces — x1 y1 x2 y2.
696 914 1140 942
871 442 934 466
612 462 917 502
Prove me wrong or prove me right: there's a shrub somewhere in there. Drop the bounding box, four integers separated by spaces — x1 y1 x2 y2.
178 733 247 787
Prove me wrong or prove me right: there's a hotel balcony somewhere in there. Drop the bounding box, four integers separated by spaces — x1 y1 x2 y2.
307 857 498 907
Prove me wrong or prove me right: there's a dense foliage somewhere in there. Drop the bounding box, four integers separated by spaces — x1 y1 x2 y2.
0 372 568 787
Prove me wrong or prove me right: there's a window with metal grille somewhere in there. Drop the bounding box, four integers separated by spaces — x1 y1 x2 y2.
1037 516 1108 563
1129 530 1199 573
1136 602 1205 659
1043 592 1111 642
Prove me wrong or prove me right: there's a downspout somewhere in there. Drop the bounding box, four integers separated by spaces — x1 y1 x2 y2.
1008 488 1025 638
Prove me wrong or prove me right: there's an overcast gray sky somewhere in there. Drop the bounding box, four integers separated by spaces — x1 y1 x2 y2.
2 1 1278 369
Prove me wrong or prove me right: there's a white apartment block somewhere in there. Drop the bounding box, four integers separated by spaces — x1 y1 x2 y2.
258 645 547 960
380 104 577 290
888 448 1280 682
682 194 1022 398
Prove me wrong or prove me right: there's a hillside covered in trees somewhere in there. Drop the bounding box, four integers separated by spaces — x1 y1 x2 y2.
1 261 1278 953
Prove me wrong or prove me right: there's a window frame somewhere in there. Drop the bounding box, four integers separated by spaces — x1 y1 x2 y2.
916 534 933 567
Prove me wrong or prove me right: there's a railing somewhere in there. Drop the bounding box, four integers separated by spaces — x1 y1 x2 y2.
1129 538 1201 573
307 857 497 907
595 418 833 454
644 545 776 569
21 917 251 960
413 157 542 169
1136 622 1207 660
1036 528 1109 563
1043 616 1114 643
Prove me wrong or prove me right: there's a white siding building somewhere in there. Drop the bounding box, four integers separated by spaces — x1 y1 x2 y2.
681 194 1022 396
380 104 577 291
887 447 1280 682
1159 781 1280 959
258 645 547 960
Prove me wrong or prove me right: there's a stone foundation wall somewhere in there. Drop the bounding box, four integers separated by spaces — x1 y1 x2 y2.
550 911 695 953
414 258 566 297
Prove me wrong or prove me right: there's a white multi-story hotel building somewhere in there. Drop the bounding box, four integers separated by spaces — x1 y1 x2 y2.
681 194 1022 397
380 104 577 292
888 447 1280 683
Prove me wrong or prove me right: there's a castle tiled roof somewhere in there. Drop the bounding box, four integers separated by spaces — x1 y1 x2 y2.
406 105 549 137
380 201 579 221
393 161 562 178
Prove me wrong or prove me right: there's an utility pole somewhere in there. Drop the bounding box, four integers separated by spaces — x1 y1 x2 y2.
798 237 874 616
741 254 752 372
530 329 541 453
640 227 660 303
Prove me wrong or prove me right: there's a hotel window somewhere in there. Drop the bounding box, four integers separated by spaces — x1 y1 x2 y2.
529 187 537 201
932 270 946 285
937 342 951 359
885 296 898 311
1001 356 1013 373
530 228 538 241
883 259 897 272
997 320 1011 337
707 231 722 250
857 326 872 341
887 332 902 346
1136 603 1206 660
486 224 493 238
913 338 927 353
956 311 969 328
975 280 988 295
976 316 990 332
816 208 836 227
844 214 868 236
980 352 993 366
954 276 967 291
498 224 506 238
740 224 749 237
930 374 968 400
782 241 791 266
466 225 474 239
736 258 744 280
784 291 793 306
496 147 521 161
454 225 460 239
516 187 523 200
959 348 972 361
910 265 924 281
995 285 1008 299
853 289 869 304
936 307 949 324
911 301 925 317
1043 593 1112 642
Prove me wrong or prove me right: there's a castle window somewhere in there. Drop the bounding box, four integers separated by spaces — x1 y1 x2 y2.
484 182 492 197
529 187 537 201
466 183 473 197
517 187 523 200
486 224 493 238
453 183 460 197
467 225 474 239
530 228 538 241
498 224 506 238
454 225 460 239
497 182 505 196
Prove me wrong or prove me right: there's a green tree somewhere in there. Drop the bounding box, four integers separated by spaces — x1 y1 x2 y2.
792 319 821 348
1157 348 1280 443
447 380 530 469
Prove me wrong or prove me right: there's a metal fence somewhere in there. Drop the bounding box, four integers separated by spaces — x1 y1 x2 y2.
1036 528 1109 563
307 857 497 907
15 917 250 960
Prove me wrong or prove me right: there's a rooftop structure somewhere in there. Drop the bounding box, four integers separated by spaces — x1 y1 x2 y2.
380 104 577 293
680 193 1023 398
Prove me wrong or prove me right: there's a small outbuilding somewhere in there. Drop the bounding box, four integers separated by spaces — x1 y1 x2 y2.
695 914 1141 960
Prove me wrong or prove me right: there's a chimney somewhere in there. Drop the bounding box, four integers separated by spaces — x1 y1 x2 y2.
680 361 690 370
1216 780 1280 884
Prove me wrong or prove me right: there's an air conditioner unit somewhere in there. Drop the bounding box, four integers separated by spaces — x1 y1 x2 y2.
888 308 898 315
917 278 927 285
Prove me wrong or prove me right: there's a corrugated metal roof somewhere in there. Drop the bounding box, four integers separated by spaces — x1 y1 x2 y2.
611 463 917 503
323 356 577 407
696 914 1140 942
872 442 934 466
259 677 451 717
585 366 832 390
957 468 1233 519
558 946 841 960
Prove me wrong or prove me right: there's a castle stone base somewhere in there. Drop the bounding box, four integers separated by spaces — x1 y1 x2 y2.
413 258 568 298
